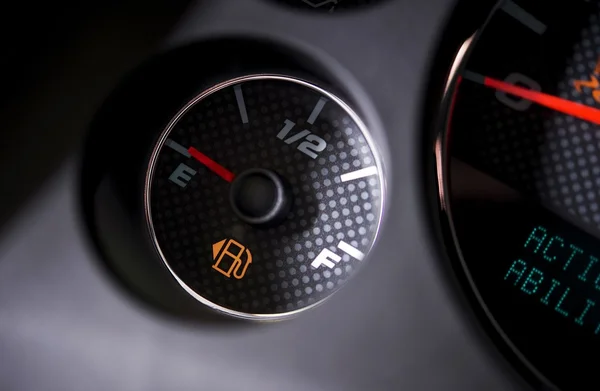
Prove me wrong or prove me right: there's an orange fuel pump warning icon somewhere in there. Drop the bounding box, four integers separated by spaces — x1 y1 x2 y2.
211 239 252 279
573 57 600 104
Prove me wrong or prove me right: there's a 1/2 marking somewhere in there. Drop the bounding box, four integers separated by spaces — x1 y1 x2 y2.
276 119 327 159
284 129 311 144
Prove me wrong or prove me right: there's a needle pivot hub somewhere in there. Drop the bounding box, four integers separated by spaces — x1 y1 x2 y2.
229 168 293 227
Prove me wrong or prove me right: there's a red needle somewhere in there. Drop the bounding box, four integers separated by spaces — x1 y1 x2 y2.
188 147 235 183
483 76 600 126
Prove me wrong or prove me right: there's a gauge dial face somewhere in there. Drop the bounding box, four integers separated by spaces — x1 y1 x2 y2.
440 1 600 389
145 75 384 319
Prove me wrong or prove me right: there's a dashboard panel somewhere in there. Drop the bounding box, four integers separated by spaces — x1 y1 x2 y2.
0 1 537 390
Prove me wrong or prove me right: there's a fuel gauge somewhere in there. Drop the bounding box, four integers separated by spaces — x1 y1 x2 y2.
145 74 385 320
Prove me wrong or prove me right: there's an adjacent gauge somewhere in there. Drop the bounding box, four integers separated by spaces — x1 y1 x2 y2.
436 0 600 389
145 75 385 320
267 0 386 12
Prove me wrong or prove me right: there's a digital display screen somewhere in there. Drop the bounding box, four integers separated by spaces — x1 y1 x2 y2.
504 225 600 336
451 196 600 389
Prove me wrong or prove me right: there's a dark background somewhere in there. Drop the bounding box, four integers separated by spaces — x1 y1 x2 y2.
0 1 530 390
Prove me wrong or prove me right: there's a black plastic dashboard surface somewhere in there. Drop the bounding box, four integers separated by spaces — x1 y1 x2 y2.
0 0 528 390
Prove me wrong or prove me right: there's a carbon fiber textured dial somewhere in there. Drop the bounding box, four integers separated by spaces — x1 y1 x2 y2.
453 3 600 235
145 75 384 319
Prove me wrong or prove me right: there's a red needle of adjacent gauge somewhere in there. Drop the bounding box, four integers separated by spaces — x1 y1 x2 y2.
188 146 235 182
481 76 600 126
